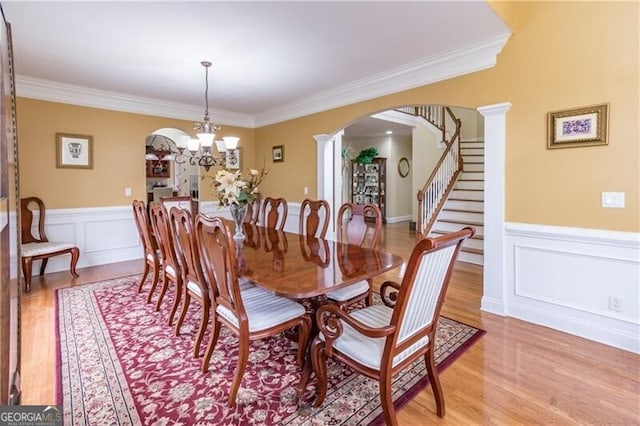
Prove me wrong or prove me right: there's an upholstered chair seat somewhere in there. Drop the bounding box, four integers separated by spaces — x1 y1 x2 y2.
216 286 306 332
324 279 369 303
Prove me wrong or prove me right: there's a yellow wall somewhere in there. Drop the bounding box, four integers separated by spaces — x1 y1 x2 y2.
255 1 639 232
15 2 639 232
16 98 255 208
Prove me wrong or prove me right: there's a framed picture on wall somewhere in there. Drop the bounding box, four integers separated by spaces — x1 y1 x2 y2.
225 148 240 169
56 133 93 169
547 104 609 149
272 145 284 163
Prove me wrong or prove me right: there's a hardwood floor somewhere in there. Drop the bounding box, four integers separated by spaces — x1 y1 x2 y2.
20 222 639 424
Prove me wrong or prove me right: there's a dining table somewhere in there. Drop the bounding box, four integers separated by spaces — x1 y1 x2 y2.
235 223 404 300
234 223 404 403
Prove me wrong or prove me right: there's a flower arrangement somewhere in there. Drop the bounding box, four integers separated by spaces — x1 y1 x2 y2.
213 168 268 206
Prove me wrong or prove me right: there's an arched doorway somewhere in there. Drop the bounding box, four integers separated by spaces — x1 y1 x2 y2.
316 102 511 315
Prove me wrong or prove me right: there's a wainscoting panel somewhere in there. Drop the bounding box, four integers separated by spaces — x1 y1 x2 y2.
505 222 640 353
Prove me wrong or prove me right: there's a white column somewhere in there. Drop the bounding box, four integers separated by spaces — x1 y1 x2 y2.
314 134 338 238
477 102 511 316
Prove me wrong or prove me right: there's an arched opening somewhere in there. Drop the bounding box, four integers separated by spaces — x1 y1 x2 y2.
316 102 511 313
145 128 200 206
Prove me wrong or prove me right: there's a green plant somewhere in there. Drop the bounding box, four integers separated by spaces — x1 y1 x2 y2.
353 147 378 164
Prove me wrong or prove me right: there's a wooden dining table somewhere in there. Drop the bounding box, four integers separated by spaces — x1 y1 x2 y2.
235 223 404 403
235 223 404 300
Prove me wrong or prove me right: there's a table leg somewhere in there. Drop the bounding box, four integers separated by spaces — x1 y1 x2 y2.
295 295 326 406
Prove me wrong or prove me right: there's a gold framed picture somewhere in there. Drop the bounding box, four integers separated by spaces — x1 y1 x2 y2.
547 104 609 149
56 133 93 168
272 145 284 163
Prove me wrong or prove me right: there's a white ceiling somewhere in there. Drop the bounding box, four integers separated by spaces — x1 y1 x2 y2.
1 1 510 129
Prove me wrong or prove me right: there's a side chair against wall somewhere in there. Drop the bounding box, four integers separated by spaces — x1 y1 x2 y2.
261 196 288 230
298 198 330 239
20 196 80 293
194 214 312 408
306 227 475 426
149 203 183 326
132 200 161 302
325 202 383 308
170 207 210 357
242 196 261 225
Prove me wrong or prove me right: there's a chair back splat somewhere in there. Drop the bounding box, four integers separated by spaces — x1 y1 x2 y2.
307 227 476 426
242 197 261 225
298 199 330 239
325 202 383 307
261 197 288 230
20 197 80 292
336 202 382 249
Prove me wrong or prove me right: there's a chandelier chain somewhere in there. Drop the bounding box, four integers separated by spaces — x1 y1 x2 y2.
203 64 209 116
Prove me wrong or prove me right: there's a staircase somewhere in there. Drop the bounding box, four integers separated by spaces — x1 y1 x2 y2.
429 140 484 265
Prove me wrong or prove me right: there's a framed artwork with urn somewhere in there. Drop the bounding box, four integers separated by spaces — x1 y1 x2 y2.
56 133 94 169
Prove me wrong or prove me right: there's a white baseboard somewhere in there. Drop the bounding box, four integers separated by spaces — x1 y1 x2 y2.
503 222 640 353
386 215 412 224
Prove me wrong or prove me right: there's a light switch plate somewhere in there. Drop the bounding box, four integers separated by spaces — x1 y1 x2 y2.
601 192 625 208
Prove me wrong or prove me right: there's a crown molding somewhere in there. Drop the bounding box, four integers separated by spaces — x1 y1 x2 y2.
14 76 256 128
15 30 510 129
254 31 511 126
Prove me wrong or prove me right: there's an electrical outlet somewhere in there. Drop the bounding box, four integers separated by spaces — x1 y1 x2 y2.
304 186 309 195
124 187 132 197
608 294 623 312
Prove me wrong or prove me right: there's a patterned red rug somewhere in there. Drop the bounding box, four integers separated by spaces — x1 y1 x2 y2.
56 275 484 425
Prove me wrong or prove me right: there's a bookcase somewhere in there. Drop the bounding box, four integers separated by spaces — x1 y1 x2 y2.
351 157 386 222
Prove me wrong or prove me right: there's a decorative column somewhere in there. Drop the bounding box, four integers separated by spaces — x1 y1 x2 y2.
477 102 511 316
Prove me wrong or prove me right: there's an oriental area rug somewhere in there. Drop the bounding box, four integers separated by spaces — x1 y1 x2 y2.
56 275 484 425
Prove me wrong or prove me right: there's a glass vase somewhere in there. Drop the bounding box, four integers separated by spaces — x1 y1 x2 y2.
230 204 247 241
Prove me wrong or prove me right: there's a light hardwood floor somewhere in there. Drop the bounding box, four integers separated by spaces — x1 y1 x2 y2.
20 222 640 424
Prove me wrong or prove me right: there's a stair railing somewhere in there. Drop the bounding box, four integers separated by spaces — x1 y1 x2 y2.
414 107 463 240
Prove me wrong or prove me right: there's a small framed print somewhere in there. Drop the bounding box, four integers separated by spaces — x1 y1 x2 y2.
547 104 609 149
56 133 93 169
225 148 241 169
272 145 284 163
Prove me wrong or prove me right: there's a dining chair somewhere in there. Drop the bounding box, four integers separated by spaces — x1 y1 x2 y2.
20 196 80 293
132 200 161 302
242 196 261 225
194 214 311 407
325 202 383 308
149 202 183 326
307 227 475 426
260 196 288 230
298 198 330 239
160 195 192 212
170 207 210 355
